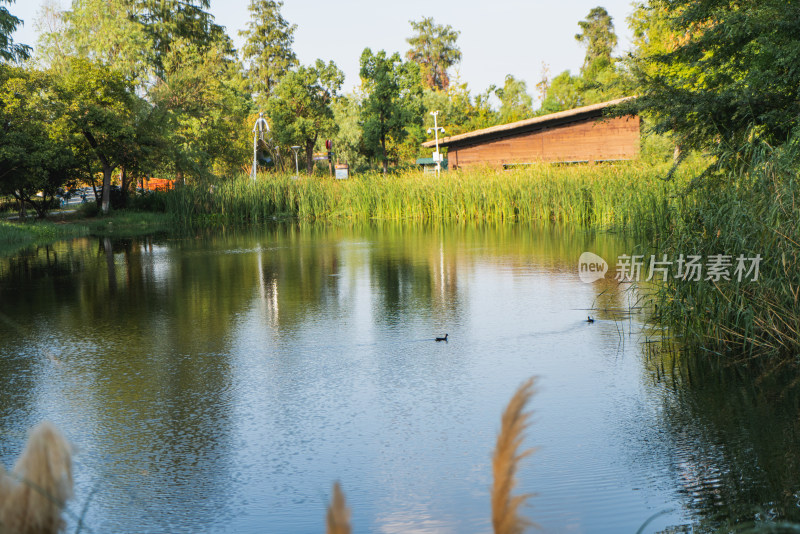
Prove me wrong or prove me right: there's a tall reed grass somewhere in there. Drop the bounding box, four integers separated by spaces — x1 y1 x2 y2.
163 162 686 237
653 137 800 359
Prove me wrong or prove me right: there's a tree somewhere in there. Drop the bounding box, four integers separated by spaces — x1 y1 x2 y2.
57 57 143 213
406 17 461 91
267 60 343 174
131 0 231 79
622 0 800 161
539 71 582 114
150 36 250 181
360 48 423 173
239 0 297 103
575 6 617 77
0 65 77 217
496 75 532 124
0 0 31 62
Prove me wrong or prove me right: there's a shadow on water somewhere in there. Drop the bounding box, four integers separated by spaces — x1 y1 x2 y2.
643 341 800 532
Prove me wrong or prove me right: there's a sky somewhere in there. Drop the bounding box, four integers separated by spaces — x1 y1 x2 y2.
10 0 638 101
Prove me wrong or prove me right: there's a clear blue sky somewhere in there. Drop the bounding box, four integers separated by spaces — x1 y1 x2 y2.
10 0 637 100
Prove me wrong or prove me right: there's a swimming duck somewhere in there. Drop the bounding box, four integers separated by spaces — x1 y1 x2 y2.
436 334 448 342
587 316 595 323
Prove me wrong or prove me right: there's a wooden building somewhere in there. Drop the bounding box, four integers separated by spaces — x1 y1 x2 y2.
421 98 639 170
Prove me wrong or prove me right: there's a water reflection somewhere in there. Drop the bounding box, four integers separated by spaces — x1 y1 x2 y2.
0 222 798 532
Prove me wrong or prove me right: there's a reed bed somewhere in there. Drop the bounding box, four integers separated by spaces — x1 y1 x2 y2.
163 162 685 237
653 138 800 360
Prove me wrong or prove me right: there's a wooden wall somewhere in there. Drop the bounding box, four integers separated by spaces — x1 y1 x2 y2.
447 115 640 170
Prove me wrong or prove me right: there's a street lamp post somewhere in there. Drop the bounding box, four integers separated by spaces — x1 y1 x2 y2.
427 110 445 177
252 112 270 181
290 146 301 177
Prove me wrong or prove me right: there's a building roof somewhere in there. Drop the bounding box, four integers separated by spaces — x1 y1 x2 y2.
421 97 634 149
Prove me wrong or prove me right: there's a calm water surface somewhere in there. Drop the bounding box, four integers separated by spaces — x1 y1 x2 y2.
1 223 799 533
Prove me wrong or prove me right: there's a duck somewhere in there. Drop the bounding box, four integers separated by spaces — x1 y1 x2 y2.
587 316 595 323
435 334 448 342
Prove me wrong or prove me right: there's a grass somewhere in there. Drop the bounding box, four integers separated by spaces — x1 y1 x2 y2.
163 161 693 238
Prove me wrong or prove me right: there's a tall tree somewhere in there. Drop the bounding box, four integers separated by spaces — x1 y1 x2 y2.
239 0 297 103
267 59 343 174
0 0 31 62
622 0 800 161
57 57 144 213
360 48 423 173
575 6 617 77
406 17 461 91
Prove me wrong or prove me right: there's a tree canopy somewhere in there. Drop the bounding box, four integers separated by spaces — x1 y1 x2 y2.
360 48 423 173
405 17 461 91
239 0 297 103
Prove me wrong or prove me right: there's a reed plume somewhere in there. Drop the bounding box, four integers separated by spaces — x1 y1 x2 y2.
325 482 351 534
0 422 73 534
492 378 536 534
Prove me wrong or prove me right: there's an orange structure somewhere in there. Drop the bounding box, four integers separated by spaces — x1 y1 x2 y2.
142 178 175 191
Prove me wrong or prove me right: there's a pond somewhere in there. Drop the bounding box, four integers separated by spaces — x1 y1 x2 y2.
1 223 799 533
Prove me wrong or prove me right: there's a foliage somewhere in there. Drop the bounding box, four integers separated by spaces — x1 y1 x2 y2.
0 0 31 62
360 48 423 173
58 0 152 84
150 37 250 180
405 17 461 91
575 6 617 77
331 93 368 171
267 59 344 174
56 57 144 213
539 6 629 114
239 0 297 104
496 74 533 124
622 0 800 162
132 0 231 79
0 64 77 218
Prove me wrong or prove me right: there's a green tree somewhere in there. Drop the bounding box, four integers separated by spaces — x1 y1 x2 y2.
150 37 250 181
331 92 368 171
622 0 800 161
575 6 617 77
267 59 343 174
496 74 532 123
0 65 77 217
539 70 582 114
239 0 297 103
406 17 461 91
131 0 230 79
0 0 31 62
360 48 423 173
57 57 144 213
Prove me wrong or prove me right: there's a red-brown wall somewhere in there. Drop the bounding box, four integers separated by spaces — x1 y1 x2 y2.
447 115 640 170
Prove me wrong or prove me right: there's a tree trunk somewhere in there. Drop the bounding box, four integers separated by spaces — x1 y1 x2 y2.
305 141 314 175
381 133 388 174
101 164 113 214
16 191 26 219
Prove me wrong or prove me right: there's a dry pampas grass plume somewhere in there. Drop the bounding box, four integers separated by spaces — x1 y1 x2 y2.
492 377 536 534
326 482 351 534
0 422 73 534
